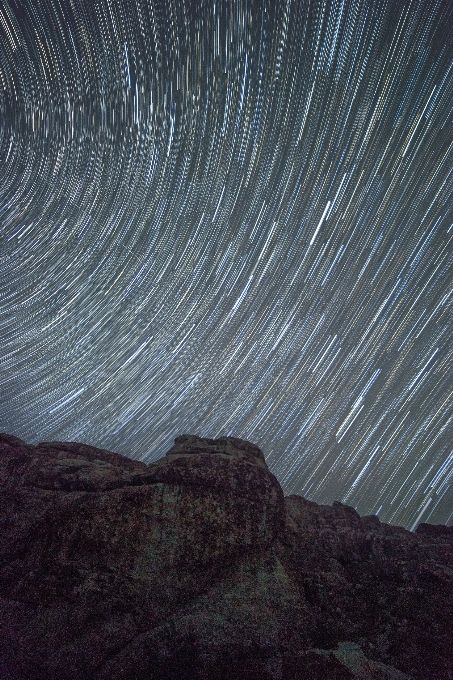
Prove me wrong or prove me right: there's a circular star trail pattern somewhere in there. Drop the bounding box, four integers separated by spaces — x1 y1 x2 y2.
1 0 453 529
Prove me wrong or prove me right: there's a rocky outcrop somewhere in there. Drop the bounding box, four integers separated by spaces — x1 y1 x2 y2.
1 432 452 679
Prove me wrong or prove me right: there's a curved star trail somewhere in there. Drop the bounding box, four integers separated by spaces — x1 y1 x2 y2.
1 0 453 529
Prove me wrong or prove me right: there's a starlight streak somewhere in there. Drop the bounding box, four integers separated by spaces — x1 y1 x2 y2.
1 0 452 529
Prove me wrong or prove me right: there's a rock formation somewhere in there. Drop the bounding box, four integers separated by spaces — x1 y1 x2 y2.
0 432 452 679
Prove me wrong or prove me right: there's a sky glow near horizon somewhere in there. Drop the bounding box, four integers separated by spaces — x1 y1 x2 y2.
1 0 453 529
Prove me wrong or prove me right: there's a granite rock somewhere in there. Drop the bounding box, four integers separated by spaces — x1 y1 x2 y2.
0 432 452 679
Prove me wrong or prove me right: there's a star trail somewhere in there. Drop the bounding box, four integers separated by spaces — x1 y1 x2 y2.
1 0 453 529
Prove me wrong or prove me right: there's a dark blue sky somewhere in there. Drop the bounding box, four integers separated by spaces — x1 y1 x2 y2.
1 0 452 529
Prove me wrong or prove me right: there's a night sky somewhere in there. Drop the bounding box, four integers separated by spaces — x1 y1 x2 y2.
1 0 453 530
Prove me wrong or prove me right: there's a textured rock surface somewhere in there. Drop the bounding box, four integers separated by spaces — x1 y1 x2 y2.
1 432 452 679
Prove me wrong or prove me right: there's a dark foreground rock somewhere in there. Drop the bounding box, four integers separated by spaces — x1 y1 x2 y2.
1 432 452 680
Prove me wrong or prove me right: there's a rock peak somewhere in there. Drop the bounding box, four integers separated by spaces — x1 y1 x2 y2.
165 433 268 468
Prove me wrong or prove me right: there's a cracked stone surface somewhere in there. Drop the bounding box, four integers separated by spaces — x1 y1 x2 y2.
1 432 452 679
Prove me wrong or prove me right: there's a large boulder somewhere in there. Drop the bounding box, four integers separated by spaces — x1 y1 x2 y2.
0 432 452 679
0 433 294 679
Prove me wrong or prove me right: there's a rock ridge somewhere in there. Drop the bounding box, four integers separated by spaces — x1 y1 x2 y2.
0 432 452 679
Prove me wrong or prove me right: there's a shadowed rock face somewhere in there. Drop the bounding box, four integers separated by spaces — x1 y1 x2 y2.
0 433 452 680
